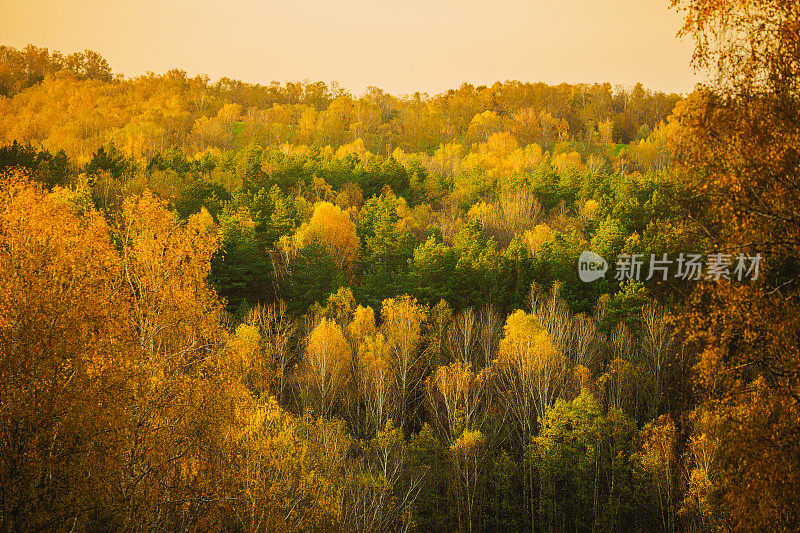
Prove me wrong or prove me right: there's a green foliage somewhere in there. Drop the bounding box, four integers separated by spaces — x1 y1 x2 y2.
0 140 70 188
86 143 133 179
284 240 344 315
531 390 645 532
486 451 527 531
591 216 628 260
601 280 651 333
210 210 273 313
407 424 450 532
355 192 415 308
175 181 231 220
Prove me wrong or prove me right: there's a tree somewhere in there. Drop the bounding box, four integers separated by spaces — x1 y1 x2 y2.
496 186 542 245
356 330 393 438
119 192 222 360
450 430 487 533
350 306 394 438
598 357 640 417
302 318 350 417
493 309 566 528
380 296 428 430
304 201 359 273
115 191 241 529
446 307 479 366
227 323 269 394
212 207 273 312
467 111 506 143
496 310 566 427
531 390 638 532
86 143 132 179
679 407 721 531
0 176 252 530
0 141 71 188
672 0 800 527
242 302 296 400
639 415 678 533
407 424 450 531
477 305 504 370
283 240 343 316
175 181 231 220
356 192 415 308
641 302 675 416
0 173 124 529
426 360 488 443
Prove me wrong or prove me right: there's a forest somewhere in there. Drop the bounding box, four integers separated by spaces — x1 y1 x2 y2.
0 0 798 531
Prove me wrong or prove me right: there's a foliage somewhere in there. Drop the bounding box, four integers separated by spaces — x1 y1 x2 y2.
5 24 792 528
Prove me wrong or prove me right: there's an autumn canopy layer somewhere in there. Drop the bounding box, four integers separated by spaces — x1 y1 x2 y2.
1 0 799 531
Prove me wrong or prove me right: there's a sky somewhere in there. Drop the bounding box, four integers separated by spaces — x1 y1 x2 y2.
1 0 701 97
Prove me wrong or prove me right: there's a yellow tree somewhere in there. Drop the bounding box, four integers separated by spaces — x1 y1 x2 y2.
303 201 359 273
348 304 377 344
226 323 277 397
303 318 350 418
426 360 487 443
116 191 233 528
639 415 678 533
233 396 343 532
119 192 222 362
0 177 248 529
672 1 800 526
245 301 296 402
496 310 566 434
450 430 487 533
493 309 565 527
529 283 573 358
467 110 506 143
380 296 428 430
348 304 394 437
496 186 542 245
357 331 393 437
680 407 721 531
0 172 125 529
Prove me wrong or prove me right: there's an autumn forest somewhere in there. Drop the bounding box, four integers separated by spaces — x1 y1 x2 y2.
1 0 799 531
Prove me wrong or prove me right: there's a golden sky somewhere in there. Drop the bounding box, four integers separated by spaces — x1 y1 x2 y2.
1 0 701 96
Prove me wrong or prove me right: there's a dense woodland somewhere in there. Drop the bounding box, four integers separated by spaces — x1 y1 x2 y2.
1 0 799 531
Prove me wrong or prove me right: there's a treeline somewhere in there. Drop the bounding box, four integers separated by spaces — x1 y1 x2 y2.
0 44 112 96
0 44 681 160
